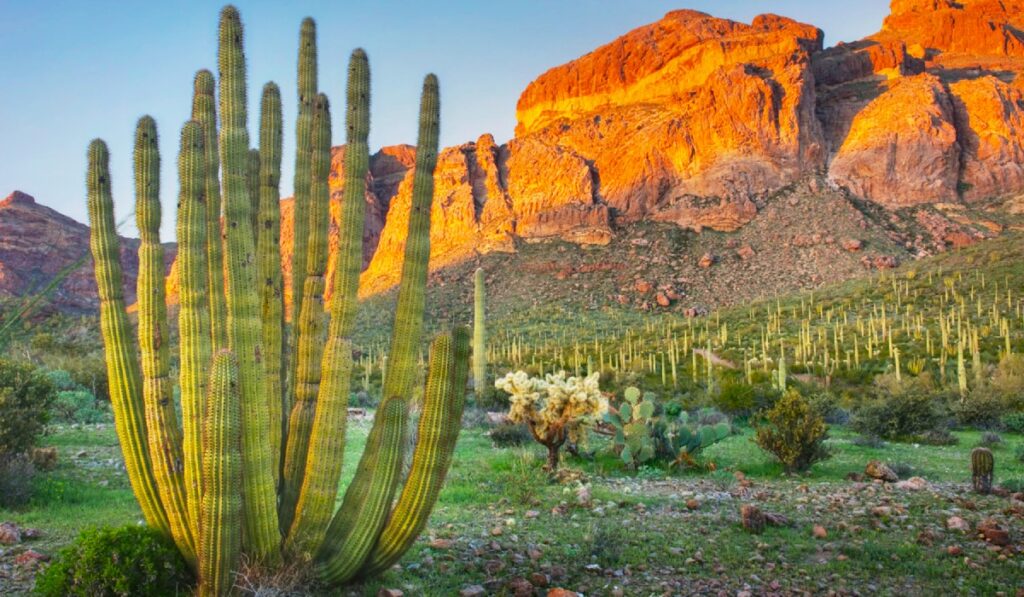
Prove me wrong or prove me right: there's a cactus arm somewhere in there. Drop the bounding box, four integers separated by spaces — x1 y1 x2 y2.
247 148 261 242
198 350 243 597
280 92 332 531
473 267 486 395
284 50 370 556
86 139 169 535
190 69 228 353
360 327 471 578
257 82 284 485
284 338 353 558
317 74 440 586
217 6 281 561
289 17 317 325
134 116 197 565
177 120 211 545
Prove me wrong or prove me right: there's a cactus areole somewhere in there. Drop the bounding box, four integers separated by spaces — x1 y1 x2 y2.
86 6 469 594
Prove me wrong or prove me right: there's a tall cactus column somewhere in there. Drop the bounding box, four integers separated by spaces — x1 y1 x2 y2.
86 139 169 536
257 82 285 484
134 116 196 566
217 6 280 562
317 73 440 585
473 267 486 396
285 49 370 558
176 120 211 545
190 70 227 353
199 350 243 597
280 92 332 531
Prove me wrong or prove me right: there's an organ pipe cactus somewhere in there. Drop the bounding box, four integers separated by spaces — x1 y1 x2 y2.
86 6 468 594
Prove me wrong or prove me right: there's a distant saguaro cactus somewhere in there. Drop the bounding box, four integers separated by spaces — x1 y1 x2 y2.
86 6 468 595
473 267 487 395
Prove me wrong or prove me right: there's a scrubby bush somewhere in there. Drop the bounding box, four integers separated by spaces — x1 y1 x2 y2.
0 358 56 457
919 428 959 446
851 374 950 441
34 525 192 597
977 431 1003 448
0 453 36 509
953 386 1012 429
1003 412 1024 434
489 422 531 447
713 380 755 416
753 389 830 473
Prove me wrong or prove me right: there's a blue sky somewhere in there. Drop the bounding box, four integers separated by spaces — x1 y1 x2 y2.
0 0 890 237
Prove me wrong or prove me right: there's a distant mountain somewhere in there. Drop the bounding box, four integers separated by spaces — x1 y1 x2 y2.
0 190 173 315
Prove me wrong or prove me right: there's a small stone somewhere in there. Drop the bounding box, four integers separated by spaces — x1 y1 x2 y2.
737 245 756 260
0 521 22 545
698 253 715 268
895 477 929 491
507 577 534 597
525 510 540 519
429 538 453 549
14 549 48 568
547 590 579 597
459 585 486 597
634 279 652 293
741 504 766 534
530 572 550 587
947 545 963 556
865 460 898 482
656 292 671 307
489 526 503 536
685 498 700 510
841 238 863 252
871 506 892 517
812 525 827 539
947 516 971 532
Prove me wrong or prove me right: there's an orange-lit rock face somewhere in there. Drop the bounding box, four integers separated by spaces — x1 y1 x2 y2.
879 0 1024 61
513 10 825 229
949 76 1024 201
828 74 961 206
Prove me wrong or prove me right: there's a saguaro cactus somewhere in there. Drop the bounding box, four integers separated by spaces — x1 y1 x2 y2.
473 267 486 396
87 6 467 594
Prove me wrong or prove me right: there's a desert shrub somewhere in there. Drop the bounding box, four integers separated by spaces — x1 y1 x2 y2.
489 422 531 447
51 390 111 425
919 428 959 446
1003 412 1024 433
991 354 1024 402
977 431 1003 448
0 453 36 508
584 522 626 568
714 381 755 416
852 435 886 449
1001 478 1024 492
807 391 849 425
890 462 914 479
953 386 1012 429
34 525 192 597
1015 445 1024 463
753 389 830 473
851 376 950 441
0 359 56 457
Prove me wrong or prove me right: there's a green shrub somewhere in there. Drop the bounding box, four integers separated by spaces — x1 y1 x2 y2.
34 525 192 597
851 377 950 441
753 389 830 473
714 380 755 416
51 390 111 425
0 453 36 509
0 359 56 457
1003 412 1024 433
953 386 1011 429
489 422 531 447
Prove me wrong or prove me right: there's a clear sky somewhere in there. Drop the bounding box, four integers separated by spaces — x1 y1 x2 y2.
0 0 890 237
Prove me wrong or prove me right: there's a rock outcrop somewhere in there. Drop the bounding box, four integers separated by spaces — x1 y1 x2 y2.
0 191 173 314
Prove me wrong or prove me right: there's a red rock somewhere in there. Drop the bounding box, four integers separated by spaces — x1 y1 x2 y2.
14 549 49 568
656 292 671 307
737 245 756 260
0 521 21 545
634 279 652 293
812 525 828 539
698 253 715 268
841 238 863 252
547 590 580 597
685 498 700 510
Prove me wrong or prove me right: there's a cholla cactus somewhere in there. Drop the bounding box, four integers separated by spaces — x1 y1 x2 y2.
496 370 605 471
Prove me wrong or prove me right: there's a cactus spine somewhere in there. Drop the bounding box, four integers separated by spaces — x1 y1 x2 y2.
87 139 169 535
134 116 196 566
199 350 243 597
473 267 486 396
177 120 210 544
217 6 280 561
257 82 285 485
317 73 440 585
190 70 227 353
971 447 994 494
87 6 464 591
